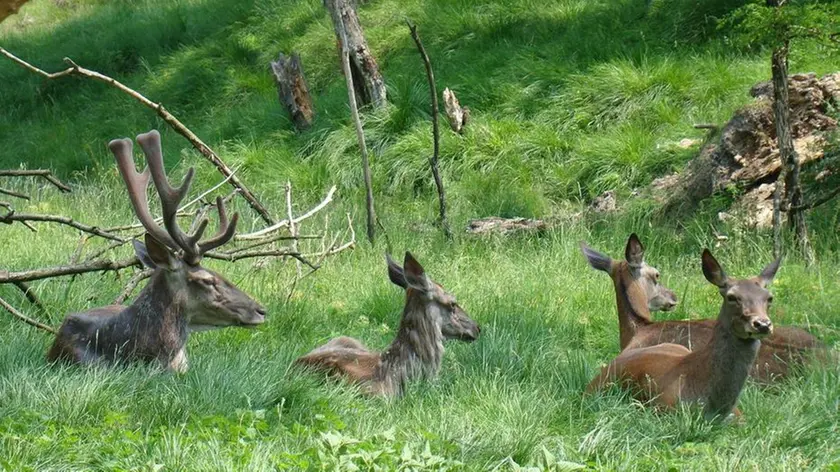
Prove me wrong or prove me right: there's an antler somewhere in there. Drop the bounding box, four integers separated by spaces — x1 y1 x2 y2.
109 137 180 250
110 130 240 265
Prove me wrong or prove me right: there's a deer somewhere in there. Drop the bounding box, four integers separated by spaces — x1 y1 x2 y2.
47 130 266 373
581 234 827 382
295 252 480 397
586 249 779 421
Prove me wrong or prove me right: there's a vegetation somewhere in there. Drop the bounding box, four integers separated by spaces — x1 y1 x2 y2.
1 0 839 469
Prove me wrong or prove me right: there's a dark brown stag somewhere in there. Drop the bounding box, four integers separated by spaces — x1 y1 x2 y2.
295 252 479 397
47 130 266 372
587 250 779 421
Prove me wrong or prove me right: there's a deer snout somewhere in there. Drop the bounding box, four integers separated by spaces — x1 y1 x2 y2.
751 317 773 336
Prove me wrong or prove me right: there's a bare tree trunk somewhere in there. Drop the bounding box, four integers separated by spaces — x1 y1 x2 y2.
338 28 376 243
407 22 452 240
270 53 315 131
770 42 813 265
324 0 386 109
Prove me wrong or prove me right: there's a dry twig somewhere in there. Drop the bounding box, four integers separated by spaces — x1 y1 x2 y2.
0 296 56 334
0 169 71 192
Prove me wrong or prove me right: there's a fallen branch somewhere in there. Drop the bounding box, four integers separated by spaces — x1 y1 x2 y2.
783 186 840 212
113 269 153 305
237 185 337 240
0 296 56 334
0 257 141 284
0 48 275 225
285 181 302 277
0 187 29 200
205 249 318 270
0 201 35 231
407 20 452 240
0 212 127 242
12 281 45 311
0 169 71 192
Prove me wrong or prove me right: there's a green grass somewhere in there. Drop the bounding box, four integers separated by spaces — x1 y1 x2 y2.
1 0 840 469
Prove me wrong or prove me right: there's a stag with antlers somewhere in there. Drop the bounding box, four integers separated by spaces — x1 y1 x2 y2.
46 130 266 372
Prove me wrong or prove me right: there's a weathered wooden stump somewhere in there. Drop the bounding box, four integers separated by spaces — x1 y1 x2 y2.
324 0 386 109
270 52 315 131
443 87 469 134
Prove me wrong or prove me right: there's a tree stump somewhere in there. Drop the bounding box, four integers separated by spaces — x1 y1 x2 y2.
323 0 386 109
442 88 469 134
270 53 315 131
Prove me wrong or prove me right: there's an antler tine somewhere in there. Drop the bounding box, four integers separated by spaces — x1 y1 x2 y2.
136 130 204 262
197 196 240 255
108 137 179 249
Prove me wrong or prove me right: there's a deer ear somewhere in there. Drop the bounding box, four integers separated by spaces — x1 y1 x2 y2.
142 233 177 269
758 257 781 287
403 251 429 292
625 233 645 268
386 253 407 288
702 249 728 288
133 239 156 269
580 242 613 273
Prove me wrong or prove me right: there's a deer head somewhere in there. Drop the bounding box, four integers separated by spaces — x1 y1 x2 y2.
109 130 266 329
581 233 678 312
386 253 480 342
702 249 778 340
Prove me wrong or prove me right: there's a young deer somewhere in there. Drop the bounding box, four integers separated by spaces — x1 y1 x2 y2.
295 252 479 397
586 250 779 421
581 234 826 382
47 130 266 372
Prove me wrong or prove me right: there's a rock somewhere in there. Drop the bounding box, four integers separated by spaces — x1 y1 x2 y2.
729 183 779 229
466 217 547 235
591 190 617 213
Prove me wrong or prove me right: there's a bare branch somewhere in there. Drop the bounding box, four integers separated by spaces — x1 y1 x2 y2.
113 269 153 305
407 20 452 240
0 257 141 284
0 187 29 200
0 48 275 225
12 281 45 311
285 181 302 277
0 296 56 334
783 186 840 212
0 169 71 192
237 186 337 240
0 212 126 242
204 249 318 270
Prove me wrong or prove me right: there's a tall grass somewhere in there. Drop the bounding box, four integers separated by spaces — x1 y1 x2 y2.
1 0 840 469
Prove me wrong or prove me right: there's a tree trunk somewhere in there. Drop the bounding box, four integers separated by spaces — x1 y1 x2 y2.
770 42 813 265
270 53 315 131
324 0 386 109
407 22 452 240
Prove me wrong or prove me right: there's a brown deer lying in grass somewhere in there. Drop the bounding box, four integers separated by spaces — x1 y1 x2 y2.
581 234 827 382
587 249 779 420
47 130 266 373
295 252 480 397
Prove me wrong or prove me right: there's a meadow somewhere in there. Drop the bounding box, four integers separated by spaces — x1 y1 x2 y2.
1 0 840 469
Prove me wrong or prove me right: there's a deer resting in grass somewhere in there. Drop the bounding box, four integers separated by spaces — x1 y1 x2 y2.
587 249 778 420
581 234 827 382
47 130 266 372
295 252 480 397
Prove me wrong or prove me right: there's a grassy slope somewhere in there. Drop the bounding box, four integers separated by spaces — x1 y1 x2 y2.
1 0 839 470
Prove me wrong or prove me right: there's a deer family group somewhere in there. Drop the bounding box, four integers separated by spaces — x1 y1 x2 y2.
46 130 833 423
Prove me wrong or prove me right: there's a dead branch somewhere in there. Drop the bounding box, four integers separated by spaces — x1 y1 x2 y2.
0 296 56 334
285 181 302 277
0 187 29 200
12 281 45 311
113 269 153 305
303 213 356 257
204 249 318 270
784 186 840 212
0 257 141 284
407 20 452 240
237 185 337 240
0 169 71 192
0 211 127 242
0 48 275 225
0 201 35 231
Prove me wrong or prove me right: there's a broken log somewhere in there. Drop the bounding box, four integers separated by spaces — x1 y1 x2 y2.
324 0 386 109
442 87 469 134
270 53 315 131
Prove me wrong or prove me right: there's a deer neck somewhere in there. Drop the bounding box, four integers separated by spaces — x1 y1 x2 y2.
614 265 652 349
110 271 189 356
376 292 445 395
701 306 760 420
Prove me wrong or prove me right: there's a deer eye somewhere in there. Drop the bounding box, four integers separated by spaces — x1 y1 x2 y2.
726 294 738 303
767 295 774 304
